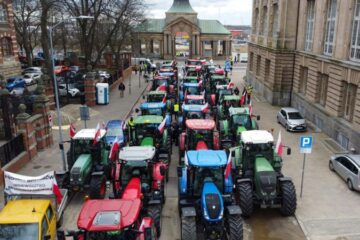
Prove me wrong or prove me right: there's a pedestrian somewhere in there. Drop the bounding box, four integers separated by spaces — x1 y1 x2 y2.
224 58 231 77
139 63 143 75
144 63 147 75
173 101 180 119
128 117 135 141
171 121 179 146
147 63 151 74
118 82 125 98
134 65 138 75
234 87 239 95
246 84 253 104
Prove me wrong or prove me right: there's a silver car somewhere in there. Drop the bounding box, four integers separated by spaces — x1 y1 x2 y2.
277 107 307 132
329 154 360 191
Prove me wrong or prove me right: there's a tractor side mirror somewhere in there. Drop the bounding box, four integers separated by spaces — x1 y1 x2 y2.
160 166 166 176
135 108 140 113
142 95 145 100
43 235 51 240
257 115 261 121
144 227 153 240
287 148 292 155
177 166 183 177
56 230 66 240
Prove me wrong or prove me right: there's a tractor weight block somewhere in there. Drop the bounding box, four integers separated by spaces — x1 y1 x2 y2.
226 205 242 215
91 171 104 176
181 207 196 217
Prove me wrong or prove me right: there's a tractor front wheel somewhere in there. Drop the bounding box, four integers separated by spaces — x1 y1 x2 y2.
148 205 162 237
226 214 243 240
89 175 107 199
181 216 196 240
237 182 253 217
279 181 297 216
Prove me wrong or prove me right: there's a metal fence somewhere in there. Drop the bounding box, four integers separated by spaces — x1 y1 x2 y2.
0 134 25 167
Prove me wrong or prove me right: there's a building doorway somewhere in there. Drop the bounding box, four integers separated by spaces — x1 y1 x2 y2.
175 32 190 58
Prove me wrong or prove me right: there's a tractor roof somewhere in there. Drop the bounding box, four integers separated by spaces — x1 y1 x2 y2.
148 91 166 95
186 95 204 100
77 199 141 231
211 75 226 80
134 115 163 124
119 146 156 161
184 76 199 81
183 82 200 88
216 84 230 90
186 119 215 130
182 104 206 112
73 129 106 140
186 150 227 167
241 130 274 144
153 76 169 80
159 71 174 76
140 102 166 109
224 95 241 101
229 107 250 116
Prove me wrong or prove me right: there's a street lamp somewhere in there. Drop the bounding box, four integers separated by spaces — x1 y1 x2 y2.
49 15 94 171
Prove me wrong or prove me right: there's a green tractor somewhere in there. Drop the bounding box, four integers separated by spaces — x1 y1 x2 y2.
231 130 296 217
218 107 260 149
59 129 110 199
217 95 241 121
130 115 171 156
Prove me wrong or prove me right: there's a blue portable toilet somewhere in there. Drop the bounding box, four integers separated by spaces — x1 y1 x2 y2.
96 83 109 105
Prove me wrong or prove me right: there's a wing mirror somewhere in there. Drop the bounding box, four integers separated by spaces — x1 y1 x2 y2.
142 95 145 100
135 108 140 113
160 166 166 176
257 115 261 121
287 148 292 155
144 227 153 240
177 166 183 177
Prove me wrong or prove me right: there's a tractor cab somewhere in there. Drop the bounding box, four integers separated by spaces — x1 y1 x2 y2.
179 82 203 103
217 95 241 120
178 103 210 131
159 71 177 86
177 150 243 240
182 76 200 84
185 66 201 77
185 94 205 105
152 76 175 97
208 75 230 94
139 102 171 126
146 91 167 103
210 84 234 106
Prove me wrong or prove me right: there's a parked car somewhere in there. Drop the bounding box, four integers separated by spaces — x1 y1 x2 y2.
10 88 24 96
22 67 42 75
6 77 26 91
23 72 42 84
58 83 80 97
54 65 70 75
239 53 248 62
277 107 307 132
105 120 126 147
329 154 360 191
97 70 111 81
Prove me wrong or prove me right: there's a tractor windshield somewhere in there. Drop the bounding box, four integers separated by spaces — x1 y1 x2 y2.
106 128 123 138
121 164 151 188
244 143 274 161
184 112 203 120
185 87 199 95
188 129 212 149
187 71 198 77
155 80 168 86
72 139 93 156
135 124 158 138
232 115 252 130
218 90 232 100
192 167 224 196
148 94 165 102
224 100 240 108
143 108 163 116
0 223 39 240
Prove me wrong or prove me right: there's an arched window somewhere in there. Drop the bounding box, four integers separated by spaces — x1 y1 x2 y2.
0 5 7 22
1 37 13 57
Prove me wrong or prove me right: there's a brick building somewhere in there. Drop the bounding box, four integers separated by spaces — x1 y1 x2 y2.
0 0 21 78
247 0 360 151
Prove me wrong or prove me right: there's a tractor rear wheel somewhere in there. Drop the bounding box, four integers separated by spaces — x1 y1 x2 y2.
237 182 253 217
181 216 196 240
148 205 162 237
89 175 107 199
226 214 243 240
279 181 297 216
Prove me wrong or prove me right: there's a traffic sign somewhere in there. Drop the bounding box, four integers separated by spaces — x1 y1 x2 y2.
300 136 313 154
48 114 53 127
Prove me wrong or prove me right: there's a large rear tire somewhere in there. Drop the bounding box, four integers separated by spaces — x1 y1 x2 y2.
148 205 162 237
181 216 196 240
227 214 243 240
279 181 297 216
237 182 253 217
89 175 107 199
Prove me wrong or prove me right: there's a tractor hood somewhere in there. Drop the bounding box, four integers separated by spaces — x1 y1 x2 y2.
140 102 166 110
255 157 277 200
201 181 224 222
77 199 141 231
140 137 154 147
236 126 247 136
70 154 92 185
186 150 227 167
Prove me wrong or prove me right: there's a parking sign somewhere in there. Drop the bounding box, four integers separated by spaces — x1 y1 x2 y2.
300 136 313 154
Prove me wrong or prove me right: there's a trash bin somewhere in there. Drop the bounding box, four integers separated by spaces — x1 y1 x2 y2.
96 83 109 105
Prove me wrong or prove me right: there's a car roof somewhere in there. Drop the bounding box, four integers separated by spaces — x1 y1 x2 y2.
186 150 227 167
119 146 156 161
73 129 106 140
342 154 360 167
241 130 274 144
186 119 215 130
134 115 163 124
281 107 300 113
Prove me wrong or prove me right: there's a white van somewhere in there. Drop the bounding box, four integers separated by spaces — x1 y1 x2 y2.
240 53 248 63
131 58 156 70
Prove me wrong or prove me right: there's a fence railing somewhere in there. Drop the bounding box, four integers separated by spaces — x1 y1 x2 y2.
0 134 25 167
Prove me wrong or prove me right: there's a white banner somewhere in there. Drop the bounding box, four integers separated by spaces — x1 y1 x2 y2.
4 171 57 196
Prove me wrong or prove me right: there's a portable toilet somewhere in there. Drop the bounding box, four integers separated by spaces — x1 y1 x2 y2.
96 83 109 105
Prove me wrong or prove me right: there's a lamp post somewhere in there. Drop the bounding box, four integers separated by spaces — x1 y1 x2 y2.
49 15 94 171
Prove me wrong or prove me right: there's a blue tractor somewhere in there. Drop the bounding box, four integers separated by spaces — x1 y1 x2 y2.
139 102 172 127
177 150 243 240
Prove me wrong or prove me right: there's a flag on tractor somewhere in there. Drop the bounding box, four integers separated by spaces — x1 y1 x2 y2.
52 178 63 204
109 137 120 161
93 123 101 145
198 80 203 87
201 103 210 113
224 153 232 179
275 131 283 156
157 83 167 91
240 89 247 106
249 100 253 115
227 82 235 89
158 118 166 135
69 123 76 138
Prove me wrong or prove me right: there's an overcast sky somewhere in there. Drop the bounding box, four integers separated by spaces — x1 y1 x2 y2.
145 0 253 26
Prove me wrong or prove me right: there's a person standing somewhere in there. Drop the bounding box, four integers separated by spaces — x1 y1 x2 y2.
128 117 135 141
173 101 180 119
139 63 143 76
118 82 125 98
246 84 253 104
224 58 231 77
170 121 179 146
234 87 240 95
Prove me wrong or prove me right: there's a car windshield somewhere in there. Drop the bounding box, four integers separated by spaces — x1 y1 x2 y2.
193 167 224 196
148 94 164 102
106 128 123 137
232 115 252 130
0 223 39 240
288 112 303 120
87 231 123 240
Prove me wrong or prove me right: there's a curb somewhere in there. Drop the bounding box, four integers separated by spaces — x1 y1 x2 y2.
294 212 310 240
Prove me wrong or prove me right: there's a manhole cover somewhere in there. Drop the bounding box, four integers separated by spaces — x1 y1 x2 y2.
33 165 42 169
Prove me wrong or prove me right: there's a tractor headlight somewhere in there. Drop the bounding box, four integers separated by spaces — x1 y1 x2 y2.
70 177 73 182
78 177 82 182
157 180 161 189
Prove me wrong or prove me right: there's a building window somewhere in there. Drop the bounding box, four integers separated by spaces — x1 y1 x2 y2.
299 67 308 94
265 59 270 79
272 4 279 37
350 0 360 61
0 37 12 57
256 55 261 76
324 0 337 55
249 52 254 71
0 5 7 22
318 73 328 106
254 8 259 34
305 0 315 51
343 82 357 121
260 6 268 35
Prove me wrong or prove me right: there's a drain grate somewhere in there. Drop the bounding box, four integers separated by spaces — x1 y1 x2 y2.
323 138 346 153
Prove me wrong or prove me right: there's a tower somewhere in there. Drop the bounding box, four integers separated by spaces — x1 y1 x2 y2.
166 0 198 24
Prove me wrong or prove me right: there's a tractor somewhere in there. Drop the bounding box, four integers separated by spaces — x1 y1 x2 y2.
206 75 230 95
58 129 110 199
139 102 172 128
159 71 178 86
178 103 211 131
179 82 204 104
209 84 234 107
218 107 260 149
232 130 296 217
179 119 219 164
177 150 243 240
63 174 159 240
182 76 200 85
151 76 176 100
217 95 241 121
130 115 171 156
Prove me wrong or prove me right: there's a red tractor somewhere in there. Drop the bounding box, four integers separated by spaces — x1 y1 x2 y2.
62 177 158 240
178 119 220 164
